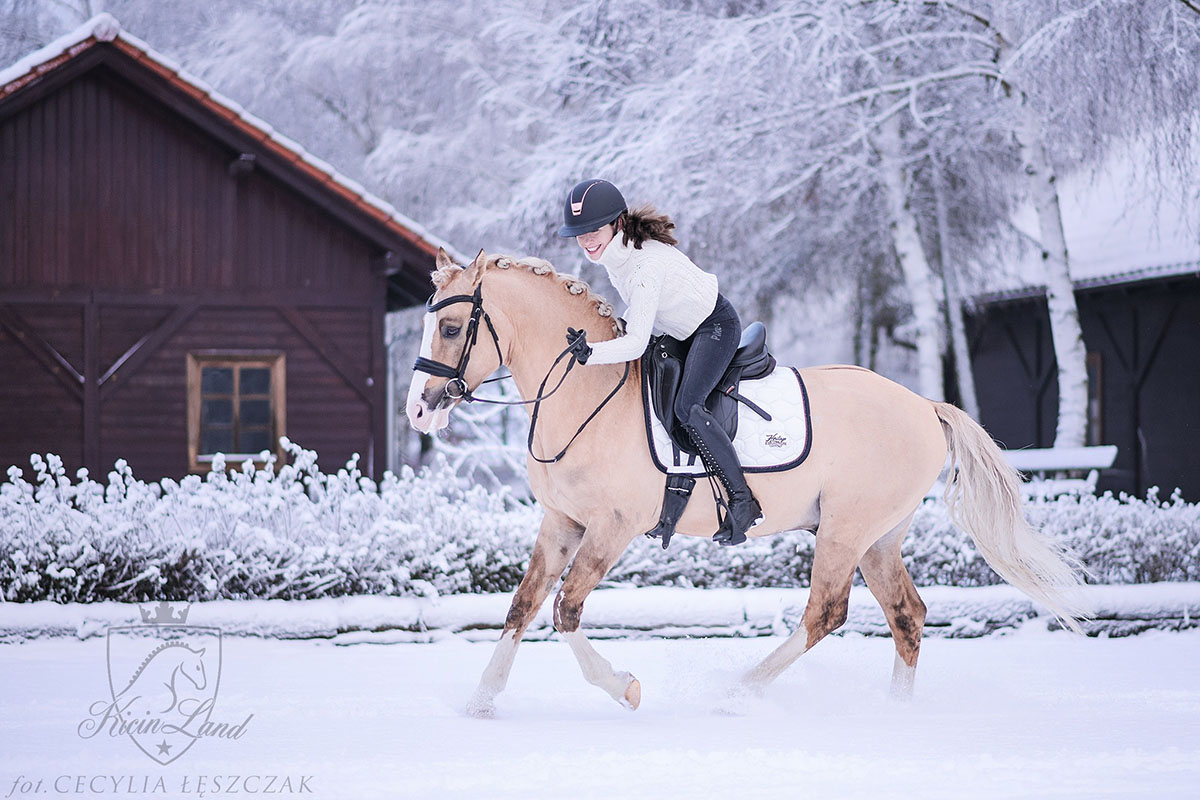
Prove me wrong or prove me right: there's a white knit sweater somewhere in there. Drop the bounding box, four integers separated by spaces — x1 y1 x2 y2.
585 236 719 365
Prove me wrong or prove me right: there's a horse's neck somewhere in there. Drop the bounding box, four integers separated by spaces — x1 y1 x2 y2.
498 278 642 436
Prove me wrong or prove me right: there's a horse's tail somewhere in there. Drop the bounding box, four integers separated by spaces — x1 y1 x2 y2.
932 401 1092 633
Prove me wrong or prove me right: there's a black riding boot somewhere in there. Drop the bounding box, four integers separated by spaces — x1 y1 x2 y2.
683 404 762 546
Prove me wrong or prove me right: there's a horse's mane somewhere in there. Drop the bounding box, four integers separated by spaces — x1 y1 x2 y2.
433 254 625 337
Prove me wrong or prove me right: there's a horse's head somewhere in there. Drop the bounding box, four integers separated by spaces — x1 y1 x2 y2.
407 248 505 433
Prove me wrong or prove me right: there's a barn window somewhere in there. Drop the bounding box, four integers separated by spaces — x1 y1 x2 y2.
187 353 286 471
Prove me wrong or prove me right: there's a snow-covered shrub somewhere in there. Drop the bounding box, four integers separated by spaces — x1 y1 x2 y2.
0 442 537 603
2 446 1198 603
903 489 1200 587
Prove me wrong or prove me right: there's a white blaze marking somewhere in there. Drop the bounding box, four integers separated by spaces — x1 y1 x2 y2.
407 312 452 432
406 313 436 408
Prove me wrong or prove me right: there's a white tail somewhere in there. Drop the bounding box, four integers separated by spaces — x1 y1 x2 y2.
933 401 1092 633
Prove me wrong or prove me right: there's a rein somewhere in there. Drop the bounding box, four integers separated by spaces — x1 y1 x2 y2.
412 283 630 464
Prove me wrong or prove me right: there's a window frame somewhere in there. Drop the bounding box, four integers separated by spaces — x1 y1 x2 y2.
186 351 287 472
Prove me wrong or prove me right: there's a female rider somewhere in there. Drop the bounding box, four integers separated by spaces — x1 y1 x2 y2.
557 178 761 546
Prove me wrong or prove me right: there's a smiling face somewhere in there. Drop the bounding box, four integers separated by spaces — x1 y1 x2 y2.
576 222 616 261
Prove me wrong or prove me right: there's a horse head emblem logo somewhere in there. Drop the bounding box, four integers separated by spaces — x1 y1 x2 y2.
101 602 222 765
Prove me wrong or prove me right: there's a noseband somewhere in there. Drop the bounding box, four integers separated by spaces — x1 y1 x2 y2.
410 280 630 464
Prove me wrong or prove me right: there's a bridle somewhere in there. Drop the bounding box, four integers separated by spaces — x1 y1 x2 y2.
411 281 630 464
412 284 502 402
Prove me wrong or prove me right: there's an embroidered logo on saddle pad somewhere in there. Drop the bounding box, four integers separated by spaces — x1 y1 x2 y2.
643 367 812 475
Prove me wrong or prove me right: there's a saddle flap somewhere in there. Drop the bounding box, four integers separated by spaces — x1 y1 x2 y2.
645 337 687 449
644 321 777 454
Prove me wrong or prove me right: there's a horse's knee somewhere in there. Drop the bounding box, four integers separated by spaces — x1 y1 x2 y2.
504 591 538 634
890 594 926 667
803 592 849 648
553 590 583 633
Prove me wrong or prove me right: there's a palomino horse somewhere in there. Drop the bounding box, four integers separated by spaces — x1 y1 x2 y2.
407 249 1089 716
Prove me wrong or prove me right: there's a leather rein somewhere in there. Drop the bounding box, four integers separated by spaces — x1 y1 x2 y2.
411 283 630 464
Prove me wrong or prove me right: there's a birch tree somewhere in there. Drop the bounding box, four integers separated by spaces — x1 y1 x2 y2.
774 0 1200 443
923 0 1200 445
876 113 945 398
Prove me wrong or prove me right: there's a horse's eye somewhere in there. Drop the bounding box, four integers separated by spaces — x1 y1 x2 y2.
441 325 461 338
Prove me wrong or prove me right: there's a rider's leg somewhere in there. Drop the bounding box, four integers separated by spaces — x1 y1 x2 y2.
674 295 761 545
683 403 762 545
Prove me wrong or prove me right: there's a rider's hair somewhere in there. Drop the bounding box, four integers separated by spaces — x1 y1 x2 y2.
618 204 679 249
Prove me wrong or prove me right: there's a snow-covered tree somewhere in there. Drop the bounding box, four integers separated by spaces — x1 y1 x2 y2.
768 0 1200 434
5 0 1199 452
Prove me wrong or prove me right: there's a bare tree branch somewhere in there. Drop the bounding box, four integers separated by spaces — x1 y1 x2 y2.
800 62 1000 115
999 0 1105 78
865 30 998 55
916 0 1004 40
765 94 911 204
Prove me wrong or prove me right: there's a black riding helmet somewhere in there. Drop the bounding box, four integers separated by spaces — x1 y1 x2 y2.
557 179 627 237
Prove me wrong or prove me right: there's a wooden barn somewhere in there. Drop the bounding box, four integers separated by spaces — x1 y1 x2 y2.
967 264 1200 500
0 15 450 481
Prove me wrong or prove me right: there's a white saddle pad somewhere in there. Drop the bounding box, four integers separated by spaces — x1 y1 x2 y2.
643 366 812 475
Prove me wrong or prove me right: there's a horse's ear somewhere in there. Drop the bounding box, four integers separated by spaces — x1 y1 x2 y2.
463 248 487 286
435 247 455 272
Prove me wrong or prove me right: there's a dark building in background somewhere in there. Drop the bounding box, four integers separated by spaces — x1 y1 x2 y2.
967 265 1200 500
0 16 449 481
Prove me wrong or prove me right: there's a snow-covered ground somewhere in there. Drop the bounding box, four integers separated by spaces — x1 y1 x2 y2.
2 601 1198 799
4 584 1199 643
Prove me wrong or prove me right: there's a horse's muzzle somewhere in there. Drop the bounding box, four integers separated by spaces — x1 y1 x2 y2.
406 385 456 434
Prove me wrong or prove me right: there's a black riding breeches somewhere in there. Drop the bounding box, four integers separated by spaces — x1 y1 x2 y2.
673 293 741 424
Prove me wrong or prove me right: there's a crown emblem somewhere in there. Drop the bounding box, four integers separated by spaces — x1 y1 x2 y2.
139 601 190 624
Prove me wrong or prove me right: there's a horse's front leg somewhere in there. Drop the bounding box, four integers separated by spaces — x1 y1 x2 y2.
554 522 642 710
467 509 583 717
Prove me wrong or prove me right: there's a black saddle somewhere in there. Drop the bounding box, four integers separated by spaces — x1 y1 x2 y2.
643 321 776 454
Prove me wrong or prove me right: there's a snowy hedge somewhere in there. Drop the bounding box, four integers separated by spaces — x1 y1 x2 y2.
2 445 1199 603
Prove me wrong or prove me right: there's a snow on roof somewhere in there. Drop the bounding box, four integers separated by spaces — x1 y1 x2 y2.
0 13 464 264
979 134 1200 302
974 259 1200 305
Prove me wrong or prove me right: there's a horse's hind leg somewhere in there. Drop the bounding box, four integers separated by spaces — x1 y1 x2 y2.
858 512 926 700
554 520 642 709
468 509 583 717
741 528 863 690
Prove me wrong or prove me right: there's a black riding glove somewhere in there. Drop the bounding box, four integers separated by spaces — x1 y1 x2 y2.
566 327 593 364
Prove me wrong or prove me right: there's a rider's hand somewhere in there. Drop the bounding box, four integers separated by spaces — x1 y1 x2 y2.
566 327 593 364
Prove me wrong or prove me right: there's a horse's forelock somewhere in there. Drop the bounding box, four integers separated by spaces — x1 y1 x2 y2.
431 263 461 290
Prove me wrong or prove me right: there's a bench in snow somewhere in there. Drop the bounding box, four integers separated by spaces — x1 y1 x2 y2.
1001 445 1118 498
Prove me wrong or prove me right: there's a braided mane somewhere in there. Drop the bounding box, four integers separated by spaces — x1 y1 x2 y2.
432 254 624 336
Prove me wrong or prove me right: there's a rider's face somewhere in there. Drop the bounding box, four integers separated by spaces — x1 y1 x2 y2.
576 223 616 261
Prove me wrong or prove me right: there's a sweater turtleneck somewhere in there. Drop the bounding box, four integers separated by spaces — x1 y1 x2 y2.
583 235 718 365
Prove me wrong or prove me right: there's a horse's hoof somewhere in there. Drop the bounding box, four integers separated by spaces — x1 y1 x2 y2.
620 676 641 711
714 682 758 716
465 692 496 719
